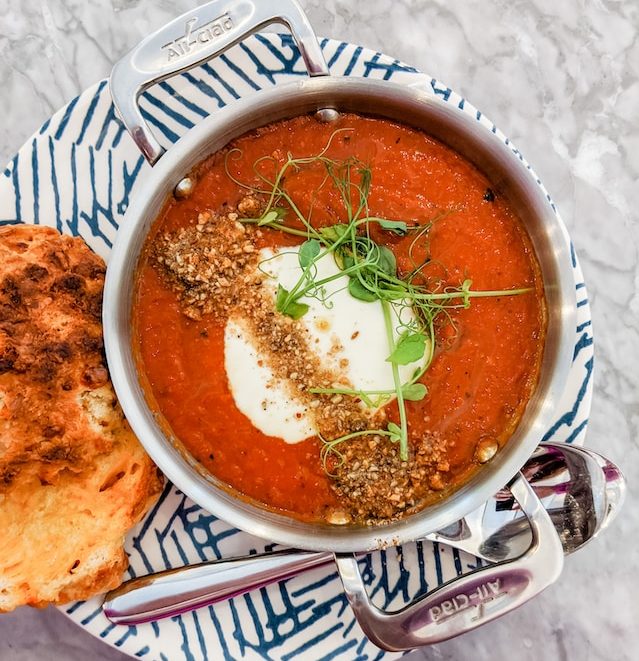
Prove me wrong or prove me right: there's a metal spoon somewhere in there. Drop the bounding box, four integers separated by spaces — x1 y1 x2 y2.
430 442 625 560
103 442 624 625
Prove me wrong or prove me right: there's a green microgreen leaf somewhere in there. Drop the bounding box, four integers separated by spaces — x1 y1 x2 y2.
334 248 355 271
348 277 377 302
298 239 321 268
387 331 426 365
375 219 409 235
401 383 428 401
377 245 397 277
319 224 350 242
257 210 280 226
387 422 402 443
275 284 309 319
240 207 289 227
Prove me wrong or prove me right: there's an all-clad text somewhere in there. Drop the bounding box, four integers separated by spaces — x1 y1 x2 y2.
162 14 234 62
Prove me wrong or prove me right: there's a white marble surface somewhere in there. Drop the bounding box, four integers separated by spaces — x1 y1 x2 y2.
0 0 637 659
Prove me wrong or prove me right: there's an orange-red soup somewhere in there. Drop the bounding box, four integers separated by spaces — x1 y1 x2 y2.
133 114 545 523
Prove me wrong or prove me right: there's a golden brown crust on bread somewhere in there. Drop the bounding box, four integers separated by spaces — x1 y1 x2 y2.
0 225 111 486
0 225 163 612
0 417 162 610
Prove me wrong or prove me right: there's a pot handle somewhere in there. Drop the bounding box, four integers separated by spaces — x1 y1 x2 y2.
110 0 329 165
334 472 564 651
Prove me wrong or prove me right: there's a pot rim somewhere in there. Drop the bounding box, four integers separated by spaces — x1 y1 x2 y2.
103 75 576 552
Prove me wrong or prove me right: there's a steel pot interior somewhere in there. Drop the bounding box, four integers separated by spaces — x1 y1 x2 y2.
104 76 576 552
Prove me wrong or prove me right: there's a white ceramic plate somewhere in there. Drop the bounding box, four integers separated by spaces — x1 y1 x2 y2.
0 34 593 660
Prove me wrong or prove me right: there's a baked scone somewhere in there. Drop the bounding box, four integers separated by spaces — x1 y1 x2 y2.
0 225 162 611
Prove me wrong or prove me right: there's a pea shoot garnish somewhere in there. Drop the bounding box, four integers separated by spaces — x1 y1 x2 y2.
225 130 531 464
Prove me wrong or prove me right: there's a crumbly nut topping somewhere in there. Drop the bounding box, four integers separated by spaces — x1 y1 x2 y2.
330 433 448 524
152 210 261 321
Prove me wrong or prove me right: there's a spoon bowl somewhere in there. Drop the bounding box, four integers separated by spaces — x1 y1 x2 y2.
432 441 625 561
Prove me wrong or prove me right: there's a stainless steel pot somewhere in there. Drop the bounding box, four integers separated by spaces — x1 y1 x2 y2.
104 0 576 647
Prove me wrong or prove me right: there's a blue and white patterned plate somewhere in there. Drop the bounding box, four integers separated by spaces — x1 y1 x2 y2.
0 34 593 660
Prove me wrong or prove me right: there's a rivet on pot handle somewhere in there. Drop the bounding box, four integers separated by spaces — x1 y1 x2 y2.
334 472 564 651
110 0 329 165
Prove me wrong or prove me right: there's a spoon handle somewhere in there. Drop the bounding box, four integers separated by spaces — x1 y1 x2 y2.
103 549 333 625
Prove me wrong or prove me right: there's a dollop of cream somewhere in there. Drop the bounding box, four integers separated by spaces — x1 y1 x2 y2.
224 246 425 443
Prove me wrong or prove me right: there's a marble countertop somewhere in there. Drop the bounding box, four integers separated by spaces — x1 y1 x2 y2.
0 0 637 659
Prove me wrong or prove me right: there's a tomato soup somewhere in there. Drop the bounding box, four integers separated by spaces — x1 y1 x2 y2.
133 114 545 525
